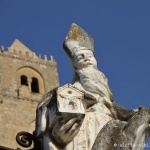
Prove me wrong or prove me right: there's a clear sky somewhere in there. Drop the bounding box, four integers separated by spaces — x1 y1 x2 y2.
0 0 150 148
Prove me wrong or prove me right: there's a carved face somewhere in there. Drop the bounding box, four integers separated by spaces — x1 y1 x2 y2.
73 49 97 70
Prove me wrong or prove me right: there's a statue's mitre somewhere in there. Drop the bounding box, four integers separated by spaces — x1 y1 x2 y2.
63 23 94 58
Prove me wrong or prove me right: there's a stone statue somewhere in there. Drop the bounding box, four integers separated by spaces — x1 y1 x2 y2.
35 23 150 150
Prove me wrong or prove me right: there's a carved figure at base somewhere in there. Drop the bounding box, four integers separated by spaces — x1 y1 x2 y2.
35 23 150 150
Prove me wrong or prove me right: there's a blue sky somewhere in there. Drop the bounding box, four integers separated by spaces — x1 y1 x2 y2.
0 0 150 148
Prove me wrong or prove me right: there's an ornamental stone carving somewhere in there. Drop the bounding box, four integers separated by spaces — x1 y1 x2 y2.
35 23 150 150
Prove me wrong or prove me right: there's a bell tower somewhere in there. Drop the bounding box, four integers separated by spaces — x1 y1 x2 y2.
0 39 59 148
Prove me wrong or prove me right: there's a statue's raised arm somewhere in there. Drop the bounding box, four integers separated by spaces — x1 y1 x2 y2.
35 23 150 150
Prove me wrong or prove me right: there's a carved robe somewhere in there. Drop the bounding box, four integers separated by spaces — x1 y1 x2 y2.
35 87 113 150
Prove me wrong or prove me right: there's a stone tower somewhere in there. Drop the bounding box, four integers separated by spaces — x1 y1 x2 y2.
0 39 59 148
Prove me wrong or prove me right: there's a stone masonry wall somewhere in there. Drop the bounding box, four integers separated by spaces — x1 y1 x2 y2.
0 95 39 148
0 42 59 149
0 50 59 96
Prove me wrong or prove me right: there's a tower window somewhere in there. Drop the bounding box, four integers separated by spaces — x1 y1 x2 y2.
21 75 28 86
31 77 39 93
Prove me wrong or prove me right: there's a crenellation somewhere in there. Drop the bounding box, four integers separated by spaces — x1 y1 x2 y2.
0 50 57 67
50 55 54 61
38 54 41 59
0 46 6 53
1 46 56 62
44 55 47 61
1 46 4 51
0 39 59 148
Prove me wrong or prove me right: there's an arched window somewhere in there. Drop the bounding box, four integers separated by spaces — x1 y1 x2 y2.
17 67 44 94
21 75 28 86
31 77 39 93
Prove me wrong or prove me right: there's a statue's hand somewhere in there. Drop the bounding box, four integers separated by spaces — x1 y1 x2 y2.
51 117 83 148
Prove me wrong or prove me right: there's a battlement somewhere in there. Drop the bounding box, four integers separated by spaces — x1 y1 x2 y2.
0 46 57 69
0 39 59 149
0 46 55 62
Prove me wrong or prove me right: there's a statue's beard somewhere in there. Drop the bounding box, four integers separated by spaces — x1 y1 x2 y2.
76 67 111 98
77 67 99 82
76 67 114 117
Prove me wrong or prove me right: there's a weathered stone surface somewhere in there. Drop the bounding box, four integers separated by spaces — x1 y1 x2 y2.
35 23 150 150
0 95 38 148
0 40 59 148
35 23 114 150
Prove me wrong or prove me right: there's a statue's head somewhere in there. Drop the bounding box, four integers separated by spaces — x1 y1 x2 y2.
63 23 97 70
73 49 97 70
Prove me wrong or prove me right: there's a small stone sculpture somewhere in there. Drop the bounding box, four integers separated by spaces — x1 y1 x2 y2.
35 23 150 150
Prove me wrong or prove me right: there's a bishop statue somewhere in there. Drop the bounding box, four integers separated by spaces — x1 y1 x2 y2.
35 23 150 150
